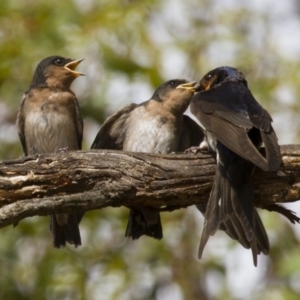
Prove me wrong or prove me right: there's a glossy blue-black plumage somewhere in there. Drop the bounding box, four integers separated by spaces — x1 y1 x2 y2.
191 66 281 266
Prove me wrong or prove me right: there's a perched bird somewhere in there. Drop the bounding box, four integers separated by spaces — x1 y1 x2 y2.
190 66 282 266
16 55 84 248
91 79 204 240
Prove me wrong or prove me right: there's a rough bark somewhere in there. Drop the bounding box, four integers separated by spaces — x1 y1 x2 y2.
0 145 299 228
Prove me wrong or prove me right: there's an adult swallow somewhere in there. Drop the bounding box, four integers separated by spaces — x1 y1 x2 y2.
16 55 84 248
91 79 204 240
190 66 282 266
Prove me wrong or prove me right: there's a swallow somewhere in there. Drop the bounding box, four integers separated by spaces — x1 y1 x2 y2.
16 55 84 248
91 79 204 240
190 66 282 266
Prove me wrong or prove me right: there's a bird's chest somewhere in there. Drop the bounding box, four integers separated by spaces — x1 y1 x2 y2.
24 94 76 154
124 110 179 153
30 100 64 128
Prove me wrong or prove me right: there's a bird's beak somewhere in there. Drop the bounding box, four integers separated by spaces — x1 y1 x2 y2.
64 59 84 77
176 81 197 93
194 81 211 92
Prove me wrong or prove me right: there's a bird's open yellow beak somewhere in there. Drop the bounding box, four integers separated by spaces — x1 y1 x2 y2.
176 81 197 93
64 59 84 77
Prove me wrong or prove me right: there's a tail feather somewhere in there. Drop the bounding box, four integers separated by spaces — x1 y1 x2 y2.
51 213 83 248
125 209 163 240
219 210 269 254
250 237 258 267
198 161 269 265
220 174 233 217
231 183 255 242
253 209 269 255
220 214 250 249
198 171 222 259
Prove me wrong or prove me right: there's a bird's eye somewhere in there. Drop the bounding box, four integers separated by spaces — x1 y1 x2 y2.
169 80 176 86
206 74 212 80
54 58 64 66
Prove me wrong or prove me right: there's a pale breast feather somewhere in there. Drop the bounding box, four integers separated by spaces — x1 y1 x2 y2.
24 96 78 154
123 107 178 153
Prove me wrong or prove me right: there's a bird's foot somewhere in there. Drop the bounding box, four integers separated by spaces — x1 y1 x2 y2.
184 140 208 154
57 147 69 153
263 204 300 224
184 146 201 154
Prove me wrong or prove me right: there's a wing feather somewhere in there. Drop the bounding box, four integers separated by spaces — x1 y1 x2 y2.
178 115 204 151
74 96 83 149
16 93 28 155
191 81 281 172
261 128 281 172
91 103 138 150
208 115 269 171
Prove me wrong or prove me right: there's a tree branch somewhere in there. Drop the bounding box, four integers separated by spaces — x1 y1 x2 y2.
0 145 299 228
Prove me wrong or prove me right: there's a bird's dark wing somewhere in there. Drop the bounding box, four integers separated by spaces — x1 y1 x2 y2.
245 90 281 171
202 113 269 171
195 81 269 125
74 96 83 149
16 93 28 155
192 89 267 171
260 128 281 172
91 103 138 150
193 82 254 127
177 115 205 151
243 89 281 171
192 81 281 172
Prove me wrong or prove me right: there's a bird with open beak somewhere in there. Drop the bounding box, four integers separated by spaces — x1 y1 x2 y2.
190 66 283 266
17 55 84 248
91 79 204 240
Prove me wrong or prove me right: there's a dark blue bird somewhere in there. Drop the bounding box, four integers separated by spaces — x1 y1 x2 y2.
191 66 282 266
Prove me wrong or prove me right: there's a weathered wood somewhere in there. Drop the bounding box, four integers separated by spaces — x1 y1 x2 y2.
0 145 299 228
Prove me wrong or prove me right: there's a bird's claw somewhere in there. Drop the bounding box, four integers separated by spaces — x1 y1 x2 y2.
57 147 69 153
184 146 202 154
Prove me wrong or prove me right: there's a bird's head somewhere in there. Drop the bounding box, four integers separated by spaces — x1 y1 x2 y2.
151 79 197 114
30 56 84 89
195 66 247 92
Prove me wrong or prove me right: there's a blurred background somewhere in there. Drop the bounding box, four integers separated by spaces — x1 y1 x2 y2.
0 0 300 299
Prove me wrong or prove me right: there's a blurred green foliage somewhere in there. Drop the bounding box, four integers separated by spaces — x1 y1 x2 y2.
0 0 300 299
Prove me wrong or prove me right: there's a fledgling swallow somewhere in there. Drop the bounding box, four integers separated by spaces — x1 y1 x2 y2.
91 79 204 240
190 66 282 266
16 55 84 248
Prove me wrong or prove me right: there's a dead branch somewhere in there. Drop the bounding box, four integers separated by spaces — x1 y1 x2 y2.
0 145 299 228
